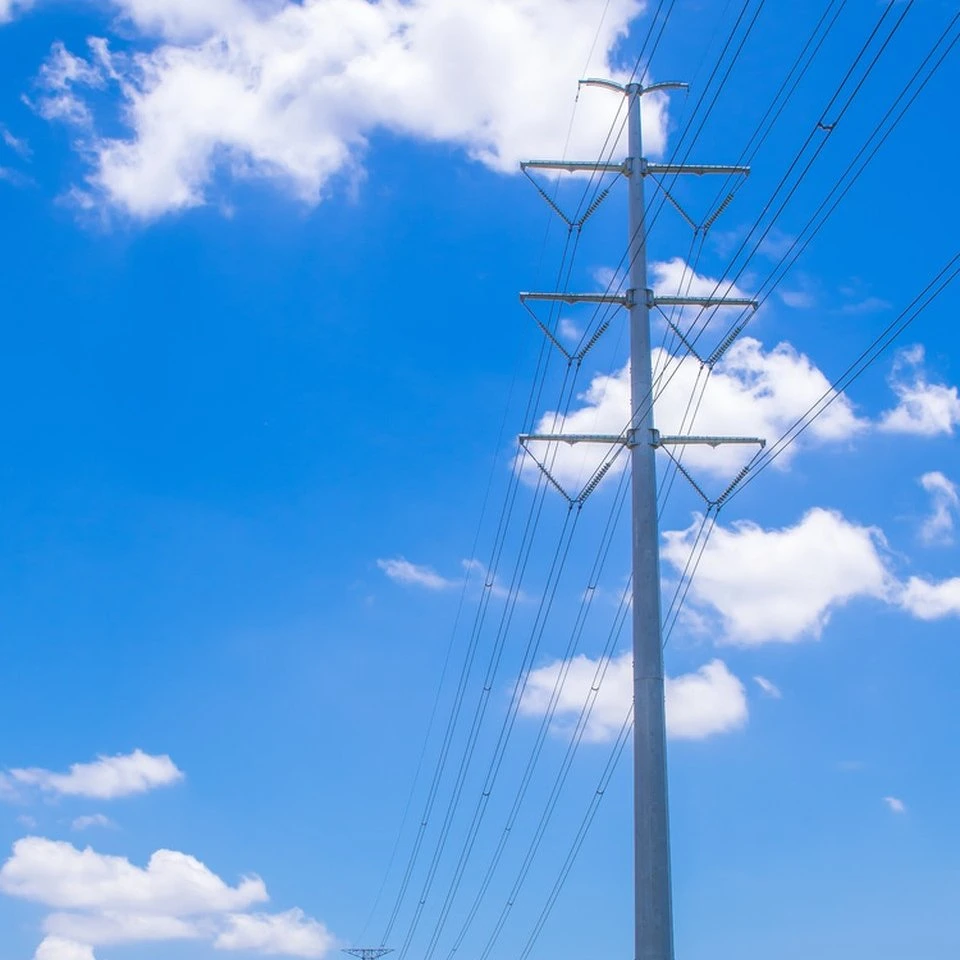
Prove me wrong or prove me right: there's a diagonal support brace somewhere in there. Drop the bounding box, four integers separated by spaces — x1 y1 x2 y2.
517 434 628 505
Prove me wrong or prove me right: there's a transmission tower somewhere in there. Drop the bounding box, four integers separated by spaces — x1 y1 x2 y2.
519 78 760 960
343 949 393 960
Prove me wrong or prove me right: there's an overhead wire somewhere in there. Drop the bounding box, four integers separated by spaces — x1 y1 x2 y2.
710 4 960 357
516 707 634 960
462 11 960 960
379 2 698 949
385 174 617 954
685 0 913 358
376 165 584 955
437 466 633 960
730 251 960 501
370 0 893 952
612 0 916 462
473 573 635 960
468 6 941 957
432 15 768 950
406 6 799 955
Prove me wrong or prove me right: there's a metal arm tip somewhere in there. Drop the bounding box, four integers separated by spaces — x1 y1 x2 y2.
578 77 626 93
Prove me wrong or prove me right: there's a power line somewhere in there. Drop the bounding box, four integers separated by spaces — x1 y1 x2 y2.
368 3 944 956
731 250 960 501
372 4 704 945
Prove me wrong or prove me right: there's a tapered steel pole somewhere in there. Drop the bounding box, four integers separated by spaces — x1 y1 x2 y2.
626 82 674 960
520 75 753 960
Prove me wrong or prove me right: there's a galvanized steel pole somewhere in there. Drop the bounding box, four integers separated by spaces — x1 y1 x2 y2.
520 76 752 960
626 82 674 960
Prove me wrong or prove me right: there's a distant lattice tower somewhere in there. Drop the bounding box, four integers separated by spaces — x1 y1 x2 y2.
342 949 393 960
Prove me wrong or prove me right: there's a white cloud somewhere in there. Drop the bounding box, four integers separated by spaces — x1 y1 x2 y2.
918 471 959 546
649 256 751 308
460 557 523 601
898 576 960 620
70 815 115 832
109 0 251 40
879 345 960 437
1 124 31 157
660 503 960 640
558 317 581 344
45 910 202 946
591 265 622 291
32 41 108 126
753 676 782 699
519 653 747 742
883 796 906 814
0 836 334 958
0 0 35 25
667 660 748 740
757 228 795 261
661 508 893 645
377 556 520 599
377 557 455 590
32 0 668 218
519 260 864 494
34 937 96 960
839 296 890 315
4 749 183 800
0 837 267 915
778 289 815 309
215 909 336 957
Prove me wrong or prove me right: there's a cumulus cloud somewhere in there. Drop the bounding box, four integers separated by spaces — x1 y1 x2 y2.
3 750 183 800
5 0 244 34
879 345 960 437
0 837 267 915
649 256 753 318
519 260 864 494
34 937 96 960
519 653 747 742
667 660 748 739
109 0 251 40
918 471 959 546
660 504 960 640
661 508 893 645
45 910 202 946
377 557 455 590
29 0 667 218
898 576 960 620
0 837 335 958
215 909 336 957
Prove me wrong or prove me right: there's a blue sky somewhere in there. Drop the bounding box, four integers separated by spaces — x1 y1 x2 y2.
1 1 959 959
